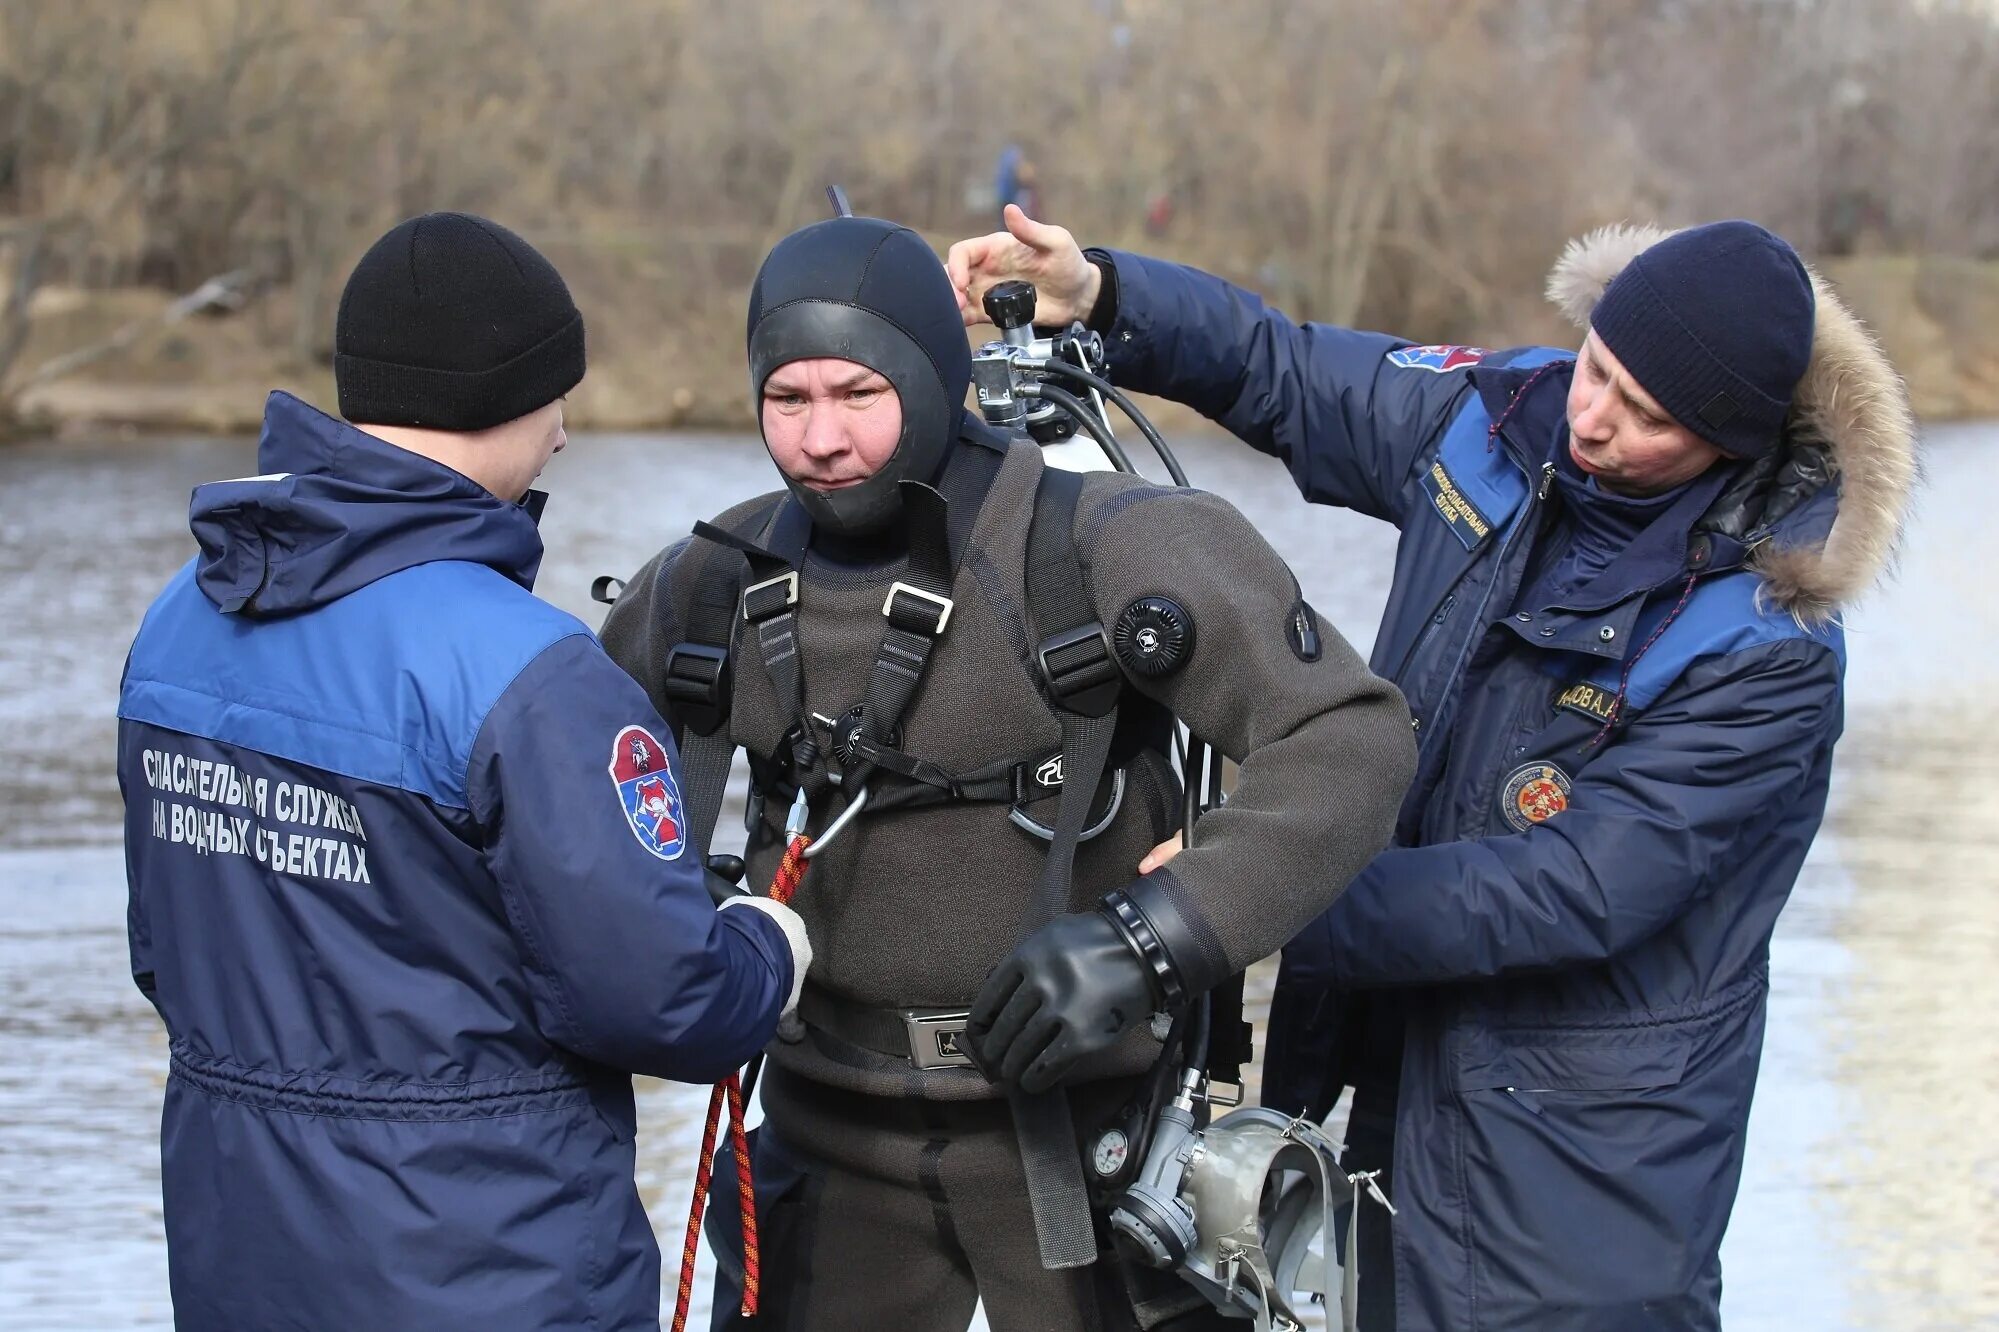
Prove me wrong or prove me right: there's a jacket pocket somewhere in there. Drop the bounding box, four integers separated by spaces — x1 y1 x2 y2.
1455 1032 1692 1097
1448 986 1764 1328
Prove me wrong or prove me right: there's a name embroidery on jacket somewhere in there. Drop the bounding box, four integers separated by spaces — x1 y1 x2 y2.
1553 681 1619 722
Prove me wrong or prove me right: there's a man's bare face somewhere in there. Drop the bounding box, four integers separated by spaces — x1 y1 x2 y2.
1566 331 1724 496
760 358 903 491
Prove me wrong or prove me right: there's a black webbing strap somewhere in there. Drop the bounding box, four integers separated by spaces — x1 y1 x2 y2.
677 708 739 857
1008 1084 1100 1270
814 744 1065 813
669 497 794 852
1014 460 1124 1271
849 481 955 787
730 502 822 797
1024 464 1122 919
839 440 1003 790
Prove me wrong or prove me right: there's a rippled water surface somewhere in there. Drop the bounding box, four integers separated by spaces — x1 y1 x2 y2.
2 424 1994 1329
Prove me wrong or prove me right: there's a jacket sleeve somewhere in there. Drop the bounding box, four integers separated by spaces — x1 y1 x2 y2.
1288 638 1843 988
1094 248 1469 525
118 716 160 1011
467 632 791 1083
1078 478 1417 985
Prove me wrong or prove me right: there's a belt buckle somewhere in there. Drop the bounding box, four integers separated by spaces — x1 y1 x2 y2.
902 1008 974 1069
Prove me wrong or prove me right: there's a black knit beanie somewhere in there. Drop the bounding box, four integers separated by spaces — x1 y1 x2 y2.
1589 220 1814 459
334 212 585 432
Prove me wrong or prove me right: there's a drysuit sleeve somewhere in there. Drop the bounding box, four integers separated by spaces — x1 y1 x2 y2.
596 537 694 738
1288 638 1844 986
1090 248 1470 526
467 632 793 1082
1077 477 1417 988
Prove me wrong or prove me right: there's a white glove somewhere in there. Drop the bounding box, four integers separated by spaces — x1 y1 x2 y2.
718 895 811 1018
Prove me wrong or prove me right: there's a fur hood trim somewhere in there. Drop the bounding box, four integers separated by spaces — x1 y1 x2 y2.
1546 223 1917 620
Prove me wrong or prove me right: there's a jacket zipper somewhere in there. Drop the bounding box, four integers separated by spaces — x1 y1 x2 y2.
1418 460 1556 753
1392 594 1458 684
1394 462 1555 687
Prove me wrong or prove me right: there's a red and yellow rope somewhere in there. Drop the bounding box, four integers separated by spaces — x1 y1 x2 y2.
671 831 812 1330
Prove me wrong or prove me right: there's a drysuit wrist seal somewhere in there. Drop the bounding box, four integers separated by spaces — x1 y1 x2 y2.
1100 888 1187 1012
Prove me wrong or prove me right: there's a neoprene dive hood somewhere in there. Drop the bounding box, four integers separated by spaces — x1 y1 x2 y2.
747 217 972 537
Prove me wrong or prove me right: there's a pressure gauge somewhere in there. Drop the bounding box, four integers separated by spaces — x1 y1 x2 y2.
1092 1127 1131 1178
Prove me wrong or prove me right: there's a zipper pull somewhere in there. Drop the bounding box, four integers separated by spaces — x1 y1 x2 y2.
1538 462 1556 501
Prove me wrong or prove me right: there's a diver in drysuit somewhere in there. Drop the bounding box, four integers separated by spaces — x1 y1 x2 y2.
600 215 1415 1330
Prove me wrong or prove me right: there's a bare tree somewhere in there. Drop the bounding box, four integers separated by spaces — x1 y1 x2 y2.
0 0 289 407
3 0 1994 428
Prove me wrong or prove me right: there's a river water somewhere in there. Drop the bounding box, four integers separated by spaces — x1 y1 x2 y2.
1 423 1993 1329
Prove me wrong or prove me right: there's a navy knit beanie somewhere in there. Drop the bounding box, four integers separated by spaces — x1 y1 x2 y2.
335 213 585 432
1589 221 1813 459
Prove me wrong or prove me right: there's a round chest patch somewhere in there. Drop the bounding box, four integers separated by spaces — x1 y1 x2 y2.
1500 763 1572 832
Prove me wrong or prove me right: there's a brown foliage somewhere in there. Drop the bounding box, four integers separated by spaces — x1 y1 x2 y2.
1 0 1994 416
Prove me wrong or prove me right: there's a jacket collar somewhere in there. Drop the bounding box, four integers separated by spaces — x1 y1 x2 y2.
190 391 546 617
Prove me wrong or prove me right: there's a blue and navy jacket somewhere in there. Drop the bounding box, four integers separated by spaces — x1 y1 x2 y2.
118 392 794 1331
1097 249 1873 1331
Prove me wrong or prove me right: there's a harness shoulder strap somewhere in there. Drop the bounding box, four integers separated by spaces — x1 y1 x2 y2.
1023 464 1124 918
829 444 1004 790
668 496 789 855
1014 462 1127 1271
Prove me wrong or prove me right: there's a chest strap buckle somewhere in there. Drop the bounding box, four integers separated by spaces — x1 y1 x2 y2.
884 581 954 635
1037 622 1121 716
661 643 730 733
742 571 800 622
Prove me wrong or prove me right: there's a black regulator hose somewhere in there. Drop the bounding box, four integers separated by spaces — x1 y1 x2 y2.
1021 381 1138 473
1124 1000 1191 1186
1031 358 1189 488
1187 989 1213 1079
1180 732 1202 853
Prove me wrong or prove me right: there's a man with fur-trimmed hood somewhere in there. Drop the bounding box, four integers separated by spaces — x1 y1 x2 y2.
950 211 1916 1330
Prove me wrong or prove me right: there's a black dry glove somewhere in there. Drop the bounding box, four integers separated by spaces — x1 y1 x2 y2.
967 909 1159 1094
704 855 748 905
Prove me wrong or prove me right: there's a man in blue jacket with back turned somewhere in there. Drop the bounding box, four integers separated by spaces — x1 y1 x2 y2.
952 210 1916 1329
118 213 811 1330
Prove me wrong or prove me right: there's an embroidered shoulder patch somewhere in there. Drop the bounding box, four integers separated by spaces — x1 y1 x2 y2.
1553 682 1619 723
1387 344 1491 373
610 725 686 861
1500 762 1572 832
1421 460 1494 551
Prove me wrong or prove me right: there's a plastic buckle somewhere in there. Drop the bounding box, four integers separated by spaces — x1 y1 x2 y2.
741 571 800 622
661 643 729 712
902 1008 975 1069
883 581 954 635
1036 622 1120 713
